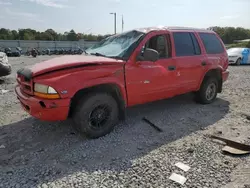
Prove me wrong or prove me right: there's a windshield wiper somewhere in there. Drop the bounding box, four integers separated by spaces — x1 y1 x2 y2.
90 53 124 60
90 52 107 57
109 56 124 60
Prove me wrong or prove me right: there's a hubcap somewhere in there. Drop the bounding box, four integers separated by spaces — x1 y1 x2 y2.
205 82 216 101
89 104 111 129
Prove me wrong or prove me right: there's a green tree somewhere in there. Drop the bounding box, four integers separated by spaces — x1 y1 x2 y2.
246 41 250 48
67 29 77 41
39 32 54 40
45 29 57 40
23 33 33 40
11 30 18 40
0 26 248 43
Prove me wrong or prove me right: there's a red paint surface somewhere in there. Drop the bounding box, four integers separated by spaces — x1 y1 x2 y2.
31 55 123 76
15 86 70 121
16 27 229 121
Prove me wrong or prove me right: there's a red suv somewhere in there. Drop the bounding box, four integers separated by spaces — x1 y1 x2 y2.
15 27 229 138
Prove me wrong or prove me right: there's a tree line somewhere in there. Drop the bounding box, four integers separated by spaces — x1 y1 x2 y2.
209 26 250 44
0 27 250 44
0 28 112 42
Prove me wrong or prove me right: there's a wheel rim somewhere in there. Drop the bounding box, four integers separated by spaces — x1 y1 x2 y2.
88 104 111 129
205 82 216 101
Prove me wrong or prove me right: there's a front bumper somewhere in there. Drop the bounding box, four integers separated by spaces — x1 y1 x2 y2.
0 63 11 77
228 57 238 64
222 70 229 82
15 86 70 121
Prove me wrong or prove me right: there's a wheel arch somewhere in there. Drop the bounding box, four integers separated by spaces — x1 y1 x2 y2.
69 83 126 120
236 57 242 65
200 68 223 93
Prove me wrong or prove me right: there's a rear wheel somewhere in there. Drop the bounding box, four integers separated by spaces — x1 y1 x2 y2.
73 93 119 139
195 77 218 104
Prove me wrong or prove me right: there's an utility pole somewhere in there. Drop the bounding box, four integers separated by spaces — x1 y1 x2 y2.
110 12 117 34
122 15 124 32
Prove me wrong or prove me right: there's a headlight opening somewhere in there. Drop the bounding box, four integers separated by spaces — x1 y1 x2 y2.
34 83 60 99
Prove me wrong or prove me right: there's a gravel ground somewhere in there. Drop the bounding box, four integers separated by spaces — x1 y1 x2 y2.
0 56 250 188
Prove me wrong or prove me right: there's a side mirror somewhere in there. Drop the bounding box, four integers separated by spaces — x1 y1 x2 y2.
137 48 159 62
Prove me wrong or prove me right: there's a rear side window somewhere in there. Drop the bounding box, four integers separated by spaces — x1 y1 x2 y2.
199 33 224 54
173 32 201 57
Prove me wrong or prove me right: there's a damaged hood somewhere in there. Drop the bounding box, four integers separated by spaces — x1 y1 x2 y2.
28 55 124 77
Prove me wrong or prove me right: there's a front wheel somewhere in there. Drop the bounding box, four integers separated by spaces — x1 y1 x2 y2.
236 58 241 65
195 77 218 104
73 93 119 139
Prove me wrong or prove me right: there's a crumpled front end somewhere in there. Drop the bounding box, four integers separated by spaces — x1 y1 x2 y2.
15 68 70 121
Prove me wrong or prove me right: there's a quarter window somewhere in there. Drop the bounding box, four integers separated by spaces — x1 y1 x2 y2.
199 33 224 54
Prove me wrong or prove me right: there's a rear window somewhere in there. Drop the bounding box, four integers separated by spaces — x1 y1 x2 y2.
173 32 201 57
199 33 224 54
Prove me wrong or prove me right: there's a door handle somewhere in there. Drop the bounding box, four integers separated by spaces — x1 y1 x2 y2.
168 65 176 71
201 61 207 66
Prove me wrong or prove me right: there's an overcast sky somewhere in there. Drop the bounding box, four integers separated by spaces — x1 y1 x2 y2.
0 0 249 34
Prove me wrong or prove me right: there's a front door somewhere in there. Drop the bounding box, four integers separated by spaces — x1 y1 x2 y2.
125 31 177 106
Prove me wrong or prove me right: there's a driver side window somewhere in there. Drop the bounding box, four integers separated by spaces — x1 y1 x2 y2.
142 34 170 59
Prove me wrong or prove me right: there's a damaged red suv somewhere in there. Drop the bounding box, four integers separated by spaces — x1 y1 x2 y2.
16 26 229 138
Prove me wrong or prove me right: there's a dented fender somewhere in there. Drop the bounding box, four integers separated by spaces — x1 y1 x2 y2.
33 63 127 103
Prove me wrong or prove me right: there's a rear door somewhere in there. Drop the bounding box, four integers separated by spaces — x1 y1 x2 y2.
172 32 206 93
198 32 228 70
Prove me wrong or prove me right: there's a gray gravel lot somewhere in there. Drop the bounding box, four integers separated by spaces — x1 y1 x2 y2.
0 56 250 188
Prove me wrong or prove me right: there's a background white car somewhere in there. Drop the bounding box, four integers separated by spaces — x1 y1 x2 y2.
0 52 12 77
227 47 250 65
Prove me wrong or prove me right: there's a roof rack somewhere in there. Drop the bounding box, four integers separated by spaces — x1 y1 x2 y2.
135 26 213 33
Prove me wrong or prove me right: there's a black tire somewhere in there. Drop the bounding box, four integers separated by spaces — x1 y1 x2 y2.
236 58 241 65
73 93 119 139
195 77 218 104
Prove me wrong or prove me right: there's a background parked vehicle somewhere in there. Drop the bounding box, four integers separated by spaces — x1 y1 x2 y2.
41 48 51 55
75 48 84 54
16 47 22 55
4 47 22 57
1 46 86 57
31 48 38 57
227 47 250 65
0 52 11 77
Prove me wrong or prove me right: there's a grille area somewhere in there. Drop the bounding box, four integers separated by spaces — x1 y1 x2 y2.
17 74 33 95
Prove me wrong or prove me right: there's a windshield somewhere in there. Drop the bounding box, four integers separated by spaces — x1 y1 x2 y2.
85 30 145 59
227 48 243 53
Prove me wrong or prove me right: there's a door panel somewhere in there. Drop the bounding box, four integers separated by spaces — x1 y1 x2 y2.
125 59 176 106
174 55 207 93
125 31 177 107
